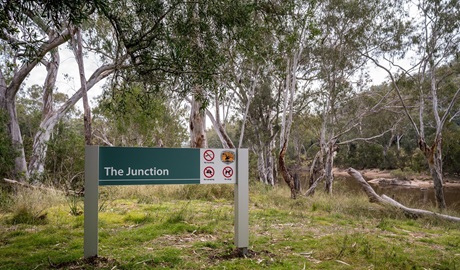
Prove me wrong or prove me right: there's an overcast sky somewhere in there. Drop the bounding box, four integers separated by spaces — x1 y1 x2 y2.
25 47 106 109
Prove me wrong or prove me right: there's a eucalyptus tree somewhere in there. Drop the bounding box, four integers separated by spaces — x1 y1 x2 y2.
362 0 460 209
0 0 100 180
276 0 320 198
244 78 280 186
26 12 130 181
99 0 260 149
202 1 266 150
213 1 290 185
303 0 390 196
71 28 92 146
16 84 84 186
333 83 409 170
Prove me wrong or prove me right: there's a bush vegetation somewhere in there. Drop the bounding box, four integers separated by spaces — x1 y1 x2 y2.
1 180 459 269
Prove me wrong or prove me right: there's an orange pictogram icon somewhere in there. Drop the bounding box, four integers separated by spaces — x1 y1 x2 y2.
221 151 235 164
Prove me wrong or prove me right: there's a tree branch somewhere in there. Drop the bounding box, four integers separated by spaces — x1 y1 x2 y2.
8 27 75 98
440 87 460 127
347 168 460 222
338 129 391 145
360 51 421 136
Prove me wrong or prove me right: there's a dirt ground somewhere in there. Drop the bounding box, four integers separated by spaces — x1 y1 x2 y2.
333 168 460 188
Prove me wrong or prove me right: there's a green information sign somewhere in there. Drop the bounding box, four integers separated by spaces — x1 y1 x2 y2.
99 147 200 185
84 146 247 259
98 147 237 186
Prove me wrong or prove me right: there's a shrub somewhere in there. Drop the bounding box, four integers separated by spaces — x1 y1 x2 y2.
4 187 65 224
8 205 48 225
409 150 428 173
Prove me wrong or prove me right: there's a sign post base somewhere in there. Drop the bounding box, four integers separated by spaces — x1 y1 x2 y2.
237 247 248 257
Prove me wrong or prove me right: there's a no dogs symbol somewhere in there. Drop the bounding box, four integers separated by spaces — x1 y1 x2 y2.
203 166 215 178
222 166 234 178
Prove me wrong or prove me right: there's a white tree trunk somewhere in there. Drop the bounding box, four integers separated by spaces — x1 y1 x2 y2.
28 46 59 181
266 143 275 186
347 167 460 222
6 99 29 179
0 27 74 180
238 77 257 148
255 146 268 184
28 116 56 178
204 95 235 148
0 77 29 180
279 55 298 198
324 140 337 194
28 63 118 179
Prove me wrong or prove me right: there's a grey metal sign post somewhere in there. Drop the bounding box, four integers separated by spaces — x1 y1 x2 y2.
84 146 249 258
84 146 99 258
234 148 249 256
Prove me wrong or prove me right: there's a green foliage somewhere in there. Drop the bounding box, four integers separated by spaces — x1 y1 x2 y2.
390 168 416 181
16 85 42 159
336 143 384 169
0 110 17 179
409 150 428 173
95 84 187 147
1 0 98 62
443 122 460 175
66 195 83 216
45 118 85 189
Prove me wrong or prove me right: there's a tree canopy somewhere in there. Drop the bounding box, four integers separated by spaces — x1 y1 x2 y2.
0 0 459 209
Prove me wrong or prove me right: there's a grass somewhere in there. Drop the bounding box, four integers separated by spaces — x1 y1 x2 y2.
0 182 460 269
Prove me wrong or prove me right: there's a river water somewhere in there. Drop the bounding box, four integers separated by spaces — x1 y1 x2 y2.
336 176 460 212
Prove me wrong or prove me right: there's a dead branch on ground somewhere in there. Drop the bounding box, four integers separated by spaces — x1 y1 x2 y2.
3 178 83 196
347 167 460 223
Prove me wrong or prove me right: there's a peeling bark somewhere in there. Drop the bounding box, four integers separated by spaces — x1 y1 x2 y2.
279 140 297 199
419 137 446 210
189 90 207 148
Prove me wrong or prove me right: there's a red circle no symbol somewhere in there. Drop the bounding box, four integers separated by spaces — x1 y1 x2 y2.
204 166 215 178
222 166 234 178
204 150 215 161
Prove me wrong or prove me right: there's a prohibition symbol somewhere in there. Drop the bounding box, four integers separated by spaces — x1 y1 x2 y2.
203 166 215 178
203 150 215 162
222 166 234 178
